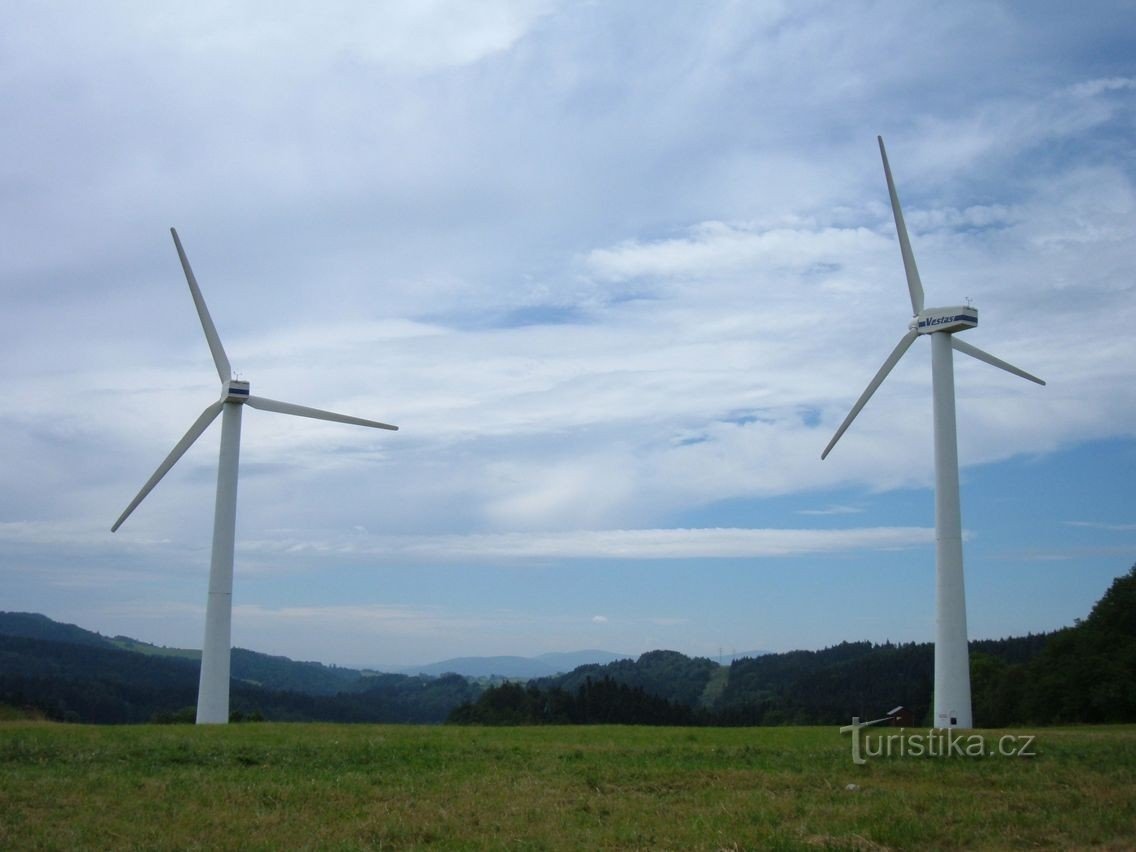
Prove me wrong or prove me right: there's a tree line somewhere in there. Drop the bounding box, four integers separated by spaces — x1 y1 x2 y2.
2 564 1133 726
449 565 1136 727
0 628 478 724
448 676 698 726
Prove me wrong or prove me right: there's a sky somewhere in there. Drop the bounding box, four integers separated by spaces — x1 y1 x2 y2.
2 1 1134 669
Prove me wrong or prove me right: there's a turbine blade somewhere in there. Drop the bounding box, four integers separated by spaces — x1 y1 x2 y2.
951 338 1045 385
171 228 232 384
112 400 225 531
245 395 398 430
822 329 918 459
878 136 925 316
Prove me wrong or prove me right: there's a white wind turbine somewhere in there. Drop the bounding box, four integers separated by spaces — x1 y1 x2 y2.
113 228 398 724
822 138 1044 729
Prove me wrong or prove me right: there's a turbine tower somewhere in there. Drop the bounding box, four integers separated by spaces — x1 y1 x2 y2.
822 138 1044 729
113 228 398 724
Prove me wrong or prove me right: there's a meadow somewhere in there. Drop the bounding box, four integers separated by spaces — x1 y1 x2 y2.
1 721 1134 850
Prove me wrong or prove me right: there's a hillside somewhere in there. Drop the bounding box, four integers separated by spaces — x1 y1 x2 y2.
0 628 477 724
452 632 1058 727
3 563 1133 726
532 649 720 707
451 564 1136 727
398 650 629 679
0 612 119 649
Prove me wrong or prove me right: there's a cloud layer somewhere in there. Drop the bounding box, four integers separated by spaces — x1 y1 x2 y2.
2 1 1133 662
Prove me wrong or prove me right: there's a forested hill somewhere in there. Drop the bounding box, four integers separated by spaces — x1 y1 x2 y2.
0 612 368 696
0 612 120 649
453 632 1056 727
532 650 723 708
450 564 1136 727
3 564 1134 725
0 616 477 723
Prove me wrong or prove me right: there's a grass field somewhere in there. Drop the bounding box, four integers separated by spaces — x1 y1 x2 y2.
1 721 1134 850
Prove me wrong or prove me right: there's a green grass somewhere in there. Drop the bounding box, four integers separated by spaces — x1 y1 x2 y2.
1 722 1134 850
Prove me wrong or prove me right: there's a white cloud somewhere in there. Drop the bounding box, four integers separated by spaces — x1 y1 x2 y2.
240 526 935 562
2 1 1134 663
1063 521 1136 533
585 220 884 283
233 602 456 636
18 2 556 74
798 505 864 516
1066 77 1136 99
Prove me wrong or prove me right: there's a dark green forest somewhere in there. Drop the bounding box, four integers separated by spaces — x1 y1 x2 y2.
2 564 1134 727
452 565 1136 726
0 617 477 724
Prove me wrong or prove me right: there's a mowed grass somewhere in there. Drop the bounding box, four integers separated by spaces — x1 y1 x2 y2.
1 722 1134 850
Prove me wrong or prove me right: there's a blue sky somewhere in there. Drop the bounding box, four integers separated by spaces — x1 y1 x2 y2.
2 2 1134 667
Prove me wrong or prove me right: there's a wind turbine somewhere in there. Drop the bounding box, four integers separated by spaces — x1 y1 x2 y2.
822 138 1044 729
113 228 398 724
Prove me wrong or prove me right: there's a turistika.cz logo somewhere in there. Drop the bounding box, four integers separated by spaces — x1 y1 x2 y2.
840 716 1036 765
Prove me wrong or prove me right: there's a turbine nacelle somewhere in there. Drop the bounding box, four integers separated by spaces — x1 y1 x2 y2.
912 305 978 335
224 380 251 402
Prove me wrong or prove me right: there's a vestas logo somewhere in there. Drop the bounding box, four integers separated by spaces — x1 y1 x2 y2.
918 314 973 329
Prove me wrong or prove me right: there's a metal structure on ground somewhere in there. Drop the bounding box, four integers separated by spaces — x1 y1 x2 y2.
112 228 398 724
822 138 1045 729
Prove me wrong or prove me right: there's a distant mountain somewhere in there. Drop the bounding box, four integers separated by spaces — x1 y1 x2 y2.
0 612 627 685
536 650 630 670
8 564 1135 728
397 650 629 679
0 613 630 721
0 612 118 649
454 632 1079 726
399 656 559 678
0 613 480 724
0 612 373 696
533 649 721 707
107 636 199 660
